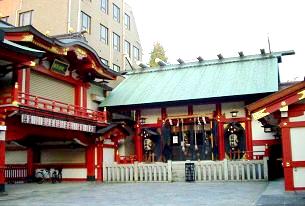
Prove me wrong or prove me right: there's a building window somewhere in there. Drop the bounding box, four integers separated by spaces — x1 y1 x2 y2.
101 58 108 66
101 0 108 14
19 11 33 26
113 4 120 22
1 16 9 22
124 13 130 30
113 32 120 52
124 40 131 58
113 64 120 72
100 24 108 44
81 11 91 33
133 46 140 61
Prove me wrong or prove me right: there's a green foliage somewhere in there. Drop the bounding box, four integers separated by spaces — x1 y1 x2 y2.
149 42 168 67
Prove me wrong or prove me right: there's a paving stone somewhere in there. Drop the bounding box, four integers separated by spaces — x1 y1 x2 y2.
0 182 266 206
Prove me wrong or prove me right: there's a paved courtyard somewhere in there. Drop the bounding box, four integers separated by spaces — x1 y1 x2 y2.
0 181 267 206
1 180 305 206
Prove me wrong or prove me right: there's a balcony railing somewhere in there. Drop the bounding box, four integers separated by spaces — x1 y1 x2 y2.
0 92 108 123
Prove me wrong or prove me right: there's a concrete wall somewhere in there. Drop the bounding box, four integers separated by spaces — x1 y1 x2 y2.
5 150 27 164
0 0 142 71
61 168 87 179
40 148 85 163
0 0 22 25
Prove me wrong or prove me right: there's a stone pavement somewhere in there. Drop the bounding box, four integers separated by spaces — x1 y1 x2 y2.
255 179 305 206
0 182 267 206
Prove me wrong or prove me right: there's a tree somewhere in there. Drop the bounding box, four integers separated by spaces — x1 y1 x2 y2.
149 42 168 67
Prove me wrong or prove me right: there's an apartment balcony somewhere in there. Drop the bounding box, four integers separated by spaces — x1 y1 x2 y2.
0 91 108 124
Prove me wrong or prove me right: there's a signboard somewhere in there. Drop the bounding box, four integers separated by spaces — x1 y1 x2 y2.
0 125 6 141
50 59 69 75
0 132 5 141
21 114 96 133
172 135 179 144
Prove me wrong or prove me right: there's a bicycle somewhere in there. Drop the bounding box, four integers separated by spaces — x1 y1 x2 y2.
35 167 62 184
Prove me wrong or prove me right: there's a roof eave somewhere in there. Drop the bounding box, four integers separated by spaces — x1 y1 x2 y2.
246 80 305 112
3 25 120 79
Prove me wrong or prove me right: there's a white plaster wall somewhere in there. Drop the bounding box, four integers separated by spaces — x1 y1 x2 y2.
251 120 275 140
5 151 27 164
167 106 188 117
103 148 115 163
62 168 87 179
141 108 161 124
253 145 265 157
104 139 114 145
221 101 245 118
193 104 216 115
293 167 305 188
290 127 305 161
40 148 85 163
290 112 305 122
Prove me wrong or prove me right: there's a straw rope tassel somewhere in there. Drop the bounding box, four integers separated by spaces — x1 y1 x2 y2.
210 120 214 160
194 118 198 151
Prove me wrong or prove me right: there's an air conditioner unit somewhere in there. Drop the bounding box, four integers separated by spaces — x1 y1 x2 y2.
91 94 105 102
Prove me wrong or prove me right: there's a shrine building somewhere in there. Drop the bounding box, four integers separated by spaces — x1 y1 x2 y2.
0 22 120 192
0 20 302 192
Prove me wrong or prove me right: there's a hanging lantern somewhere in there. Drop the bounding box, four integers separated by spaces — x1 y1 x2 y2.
262 124 273 133
230 110 239 118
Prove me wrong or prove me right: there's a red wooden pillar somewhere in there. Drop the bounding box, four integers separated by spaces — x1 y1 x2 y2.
86 144 95 181
25 68 31 94
74 85 82 116
216 103 225 160
188 105 193 115
75 85 82 106
0 126 6 193
161 108 167 121
114 140 119 162
245 113 253 159
24 68 31 104
281 118 294 191
17 70 23 93
96 142 103 182
135 110 142 162
27 148 34 178
82 85 88 108
11 82 19 104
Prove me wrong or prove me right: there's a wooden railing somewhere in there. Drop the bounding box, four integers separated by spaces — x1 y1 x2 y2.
5 164 28 184
0 96 12 105
103 161 171 183
195 158 268 181
0 92 108 123
103 158 268 183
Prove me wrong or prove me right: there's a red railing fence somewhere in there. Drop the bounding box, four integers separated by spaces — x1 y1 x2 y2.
5 164 28 184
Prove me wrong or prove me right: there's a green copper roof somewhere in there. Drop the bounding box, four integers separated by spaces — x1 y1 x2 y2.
100 51 294 107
